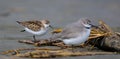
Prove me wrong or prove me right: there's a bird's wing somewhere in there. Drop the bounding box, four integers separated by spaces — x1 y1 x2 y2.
60 32 80 39
17 20 43 31
56 26 84 40
53 19 85 39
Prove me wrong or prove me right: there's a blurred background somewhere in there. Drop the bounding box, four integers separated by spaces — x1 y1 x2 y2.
0 0 120 59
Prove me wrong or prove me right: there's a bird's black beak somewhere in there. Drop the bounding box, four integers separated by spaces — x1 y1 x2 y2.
90 24 98 28
49 25 54 29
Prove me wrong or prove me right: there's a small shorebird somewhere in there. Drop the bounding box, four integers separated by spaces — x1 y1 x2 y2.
16 20 53 42
53 18 96 46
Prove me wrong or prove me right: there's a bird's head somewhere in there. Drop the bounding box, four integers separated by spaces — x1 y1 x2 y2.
41 20 53 29
79 18 97 29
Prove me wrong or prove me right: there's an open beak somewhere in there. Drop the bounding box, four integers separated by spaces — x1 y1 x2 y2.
49 25 54 29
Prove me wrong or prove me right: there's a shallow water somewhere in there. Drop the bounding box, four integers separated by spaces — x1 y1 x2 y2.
0 0 120 59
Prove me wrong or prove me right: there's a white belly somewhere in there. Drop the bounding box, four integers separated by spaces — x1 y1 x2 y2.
25 28 48 35
63 30 90 46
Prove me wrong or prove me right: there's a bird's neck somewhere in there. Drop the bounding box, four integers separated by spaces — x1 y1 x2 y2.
43 24 49 28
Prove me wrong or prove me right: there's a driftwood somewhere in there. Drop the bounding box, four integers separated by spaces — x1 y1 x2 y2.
1 20 120 58
88 20 120 52
1 48 116 58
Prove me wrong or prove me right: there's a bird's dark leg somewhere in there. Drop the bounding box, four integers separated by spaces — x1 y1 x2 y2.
33 35 37 42
71 45 74 52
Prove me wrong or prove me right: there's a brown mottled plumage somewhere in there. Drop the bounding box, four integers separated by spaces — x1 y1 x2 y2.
16 20 49 31
16 20 52 42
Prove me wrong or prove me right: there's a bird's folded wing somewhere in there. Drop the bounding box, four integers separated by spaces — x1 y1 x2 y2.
60 32 80 39
19 21 42 31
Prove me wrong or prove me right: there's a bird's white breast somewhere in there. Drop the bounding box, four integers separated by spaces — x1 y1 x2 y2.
63 29 91 46
25 27 48 35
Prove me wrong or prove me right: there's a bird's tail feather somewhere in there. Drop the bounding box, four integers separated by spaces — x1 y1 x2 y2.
20 30 26 32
